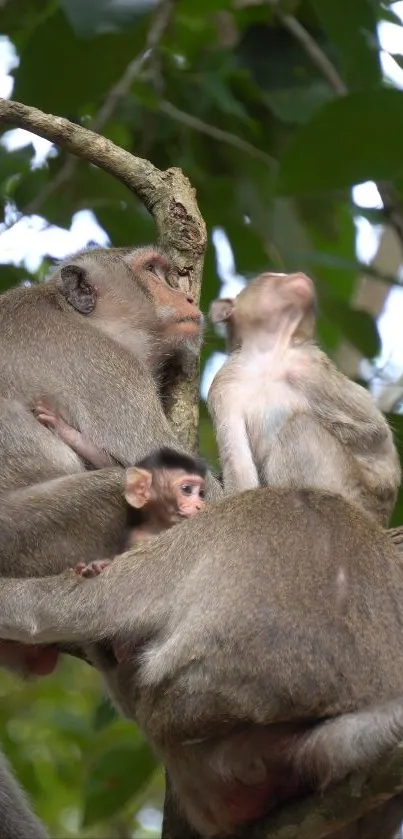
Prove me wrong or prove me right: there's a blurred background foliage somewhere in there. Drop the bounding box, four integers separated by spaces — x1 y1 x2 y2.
3 0 403 835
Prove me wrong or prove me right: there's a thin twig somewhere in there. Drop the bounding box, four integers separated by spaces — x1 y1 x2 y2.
275 9 347 95
268 0 403 249
0 0 176 229
159 100 276 168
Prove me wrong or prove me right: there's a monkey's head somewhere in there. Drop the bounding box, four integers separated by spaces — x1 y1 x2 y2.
124 447 207 527
54 247 203 369
210 271 316 350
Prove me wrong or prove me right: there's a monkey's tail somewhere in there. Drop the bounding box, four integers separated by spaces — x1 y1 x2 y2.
294 697 403 786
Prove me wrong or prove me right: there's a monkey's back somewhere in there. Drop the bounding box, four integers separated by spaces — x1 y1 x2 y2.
208 344 401 527
114 487 403 743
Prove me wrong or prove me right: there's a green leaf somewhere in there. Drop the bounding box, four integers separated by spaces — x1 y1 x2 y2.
277 89 403 195
237 23 335 92
321 298 380 358
263 81 333 124
0 144 36 203
310 0 381 89
92 697 118 731
390 53 403 71
387 413 403 526
0 264 35 293
60 0 154 37
83 742 157 826
13 9 149 114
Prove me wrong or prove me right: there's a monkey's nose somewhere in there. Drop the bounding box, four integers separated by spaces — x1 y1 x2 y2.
187 296 195 304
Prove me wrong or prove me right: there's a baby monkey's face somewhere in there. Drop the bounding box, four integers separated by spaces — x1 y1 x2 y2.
124 464 206 527
162 469 206 521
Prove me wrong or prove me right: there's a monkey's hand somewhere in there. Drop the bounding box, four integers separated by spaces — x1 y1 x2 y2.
75 559 111 578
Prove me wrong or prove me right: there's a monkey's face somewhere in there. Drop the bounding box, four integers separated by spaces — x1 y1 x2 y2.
170 472 206 520
124 465 206 527
124 248 204 355
147 469 206 526
210 271 316 348
236 272 316 331
56 247 203 366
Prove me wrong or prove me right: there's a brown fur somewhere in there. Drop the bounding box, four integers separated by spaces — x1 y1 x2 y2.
1 490 403 837
208 272 400 526
0 246 220 837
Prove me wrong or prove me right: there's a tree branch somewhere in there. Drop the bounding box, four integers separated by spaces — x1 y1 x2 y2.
268 0 403 250
1 0 175 225
251 745 403 839
159 100 276 168
0 96 205 452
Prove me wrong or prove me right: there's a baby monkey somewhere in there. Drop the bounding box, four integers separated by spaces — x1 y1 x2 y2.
34 402 206 575
208 271 401 526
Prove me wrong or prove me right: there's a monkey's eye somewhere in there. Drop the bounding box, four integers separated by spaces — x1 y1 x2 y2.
180 484 193 496
145 261 168 283
199 488 205 499
145 262 157 274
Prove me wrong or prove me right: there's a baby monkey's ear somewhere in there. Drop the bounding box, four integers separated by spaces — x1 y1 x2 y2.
124 467 153 509
209 298 235 324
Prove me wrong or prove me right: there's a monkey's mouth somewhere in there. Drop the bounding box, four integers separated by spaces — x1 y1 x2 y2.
172 316 203 333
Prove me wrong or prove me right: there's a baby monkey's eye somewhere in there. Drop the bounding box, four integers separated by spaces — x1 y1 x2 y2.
199 488 205 499
180 484 193 496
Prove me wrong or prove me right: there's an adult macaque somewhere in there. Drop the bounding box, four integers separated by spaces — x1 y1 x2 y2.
208 271 400 526
0 244 219 579
0 245 221 836
1 490 403 838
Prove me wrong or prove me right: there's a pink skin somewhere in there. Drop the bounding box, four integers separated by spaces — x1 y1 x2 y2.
34 401 111 469
0 640 59 676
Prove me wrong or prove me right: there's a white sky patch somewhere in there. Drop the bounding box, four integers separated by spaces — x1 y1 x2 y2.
0 211 110 272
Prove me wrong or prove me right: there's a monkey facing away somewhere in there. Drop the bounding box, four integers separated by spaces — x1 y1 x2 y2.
208 271 401 526
2 488 403 838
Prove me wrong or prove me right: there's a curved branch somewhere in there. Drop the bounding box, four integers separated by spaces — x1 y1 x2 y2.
0 96 206 451
3 0 176 223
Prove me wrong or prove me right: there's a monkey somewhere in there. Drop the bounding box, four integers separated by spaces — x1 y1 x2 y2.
0 752 49 839
72 446 207 577
31 398 207 573
1 488 403 838
0 244 219 581
0 244 221 837
207 271 401 527
2 249 401 839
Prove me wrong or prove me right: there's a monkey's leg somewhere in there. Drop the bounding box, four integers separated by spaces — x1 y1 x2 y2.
0 752 49 839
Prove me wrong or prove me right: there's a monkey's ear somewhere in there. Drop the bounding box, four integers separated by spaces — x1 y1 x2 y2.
209 298 235 324
124 467 153 509
59 265 96 315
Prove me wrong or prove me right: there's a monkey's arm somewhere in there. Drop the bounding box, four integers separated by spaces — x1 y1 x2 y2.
266 412 351 493
308 357 393 448
0 519 187 645
208 378 259 493
0 549 167 647
214 419 259 493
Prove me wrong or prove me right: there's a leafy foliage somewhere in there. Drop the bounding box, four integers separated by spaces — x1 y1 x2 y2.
2 0 403 833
